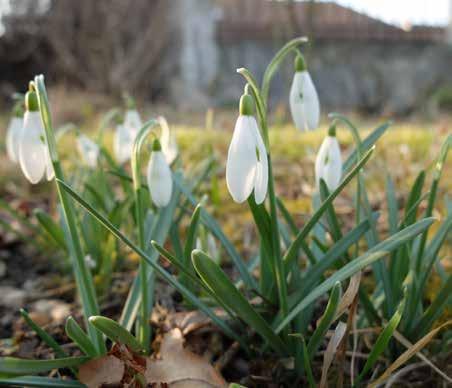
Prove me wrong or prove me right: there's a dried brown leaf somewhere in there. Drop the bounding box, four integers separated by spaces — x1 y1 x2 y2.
334 271 361 321
79 355 125 388
320 322 347 388
369 320 452 388
145 328 227 387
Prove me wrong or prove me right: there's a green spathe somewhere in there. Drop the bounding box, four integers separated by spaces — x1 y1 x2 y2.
239 93 254 116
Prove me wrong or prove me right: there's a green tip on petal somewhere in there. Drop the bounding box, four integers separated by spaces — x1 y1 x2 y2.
328 124 337 137
152 138 162 151
25 90 39 112
13 100 24 117
239 93 254 116
124 93 136 110
294 54 307 72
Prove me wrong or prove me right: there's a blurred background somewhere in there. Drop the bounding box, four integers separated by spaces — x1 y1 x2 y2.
1 0 452 121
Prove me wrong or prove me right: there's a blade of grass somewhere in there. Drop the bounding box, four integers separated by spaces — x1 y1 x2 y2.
0 356 89 376
354 297 405 386
307 282 342 359
283 147 374 271
57 179 246 348
34 209 67 251
19 309 68 359
89 316 145 354
410 275 452 338
415 134 450 272
65 317 97 357
369 320 452 388
0 376 85 387
34 75 105 355
276 218 435 332
173 173 256 290
192 249 288 354
119 181 179 330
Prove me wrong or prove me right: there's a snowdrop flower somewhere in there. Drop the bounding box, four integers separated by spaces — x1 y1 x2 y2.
114 109 142 164
315 125 342 191
18 90 54 184
76 134 99 168
146 139 173 207
289 54 320 131
6 110 23 163
226 93 268 204
158 116 178 164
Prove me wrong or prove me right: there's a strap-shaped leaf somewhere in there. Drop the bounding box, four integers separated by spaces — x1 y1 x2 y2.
307 282 342 359
411 275 452 338
283 147 374 270
415 134 450 270
276 218 435 332
355 297 405 385
0 376 85 387
192 249 288 354
173 173 256 290
89 316 144 353
65 317 97 357
340 119 391 173
57 178 244 347
119 182 180 330
20 309 67 359
0 356 89 376
181 204 202 289
34 209 66 250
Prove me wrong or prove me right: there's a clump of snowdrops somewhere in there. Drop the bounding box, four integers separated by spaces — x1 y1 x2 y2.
0 37 451 387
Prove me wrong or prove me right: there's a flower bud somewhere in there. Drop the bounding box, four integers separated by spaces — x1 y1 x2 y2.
146 139 173 207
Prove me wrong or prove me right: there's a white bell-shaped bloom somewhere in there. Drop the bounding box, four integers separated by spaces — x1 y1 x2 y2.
6 116 23 163
19 111 53 184
158 116 178 164
315 132 342 191
114 109 142 164
289 55 320 131
146 140 173 208
77 134 99 168
226 99 268 205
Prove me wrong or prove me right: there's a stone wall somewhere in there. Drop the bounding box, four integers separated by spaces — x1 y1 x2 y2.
170 0 452 115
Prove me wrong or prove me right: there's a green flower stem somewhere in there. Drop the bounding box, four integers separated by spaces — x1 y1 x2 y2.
236 40 308 320
131 119 159 354
34 75 105 355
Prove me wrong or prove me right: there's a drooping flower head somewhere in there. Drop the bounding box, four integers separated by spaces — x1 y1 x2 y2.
315 125 342 191
18 86 54 184
76 134 100 168
114 98 143 164
6 101 24 163
158 116 178 165
146 139 173 208
289 53 320 131
226 93 268 204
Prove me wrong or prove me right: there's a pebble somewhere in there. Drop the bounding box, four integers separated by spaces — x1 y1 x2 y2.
0 286 27 308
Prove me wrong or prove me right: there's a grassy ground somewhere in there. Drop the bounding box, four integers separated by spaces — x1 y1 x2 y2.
2 105 450 266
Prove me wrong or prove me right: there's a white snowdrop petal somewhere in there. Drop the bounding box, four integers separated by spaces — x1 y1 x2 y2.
6 117 23 163
290 72 320 131
114 124 132 164
226 116 258 203
315 136 342 191
323 138 342 190
159 116 178 164
252 123 268 204
147 151 173 207
77 135 99 168
19 111 47 184
124 110 142 131
315 136 330 187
